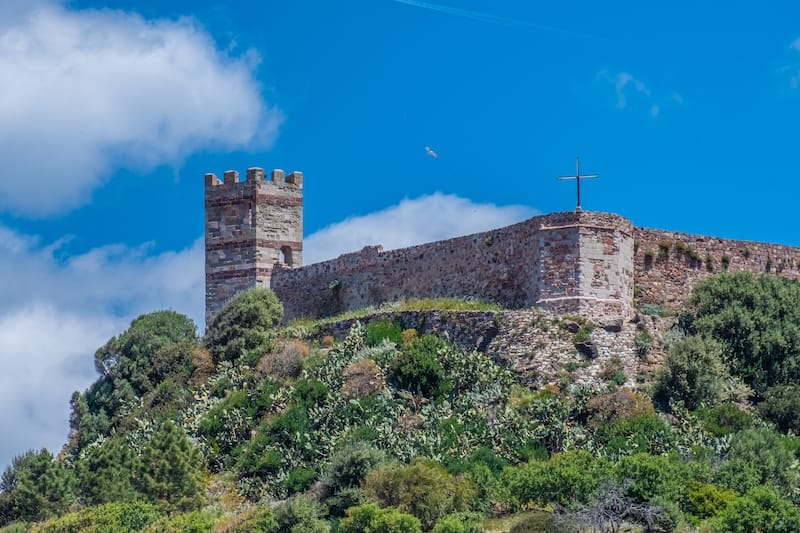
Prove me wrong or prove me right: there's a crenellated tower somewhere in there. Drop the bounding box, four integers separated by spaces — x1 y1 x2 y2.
205 167 303 322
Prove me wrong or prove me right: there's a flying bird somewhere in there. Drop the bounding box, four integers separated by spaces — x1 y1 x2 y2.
425 146 438 159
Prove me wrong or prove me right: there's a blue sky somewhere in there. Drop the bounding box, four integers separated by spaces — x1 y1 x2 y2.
2 0 800 469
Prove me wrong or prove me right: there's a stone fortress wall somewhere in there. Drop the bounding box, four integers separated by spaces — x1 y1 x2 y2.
205 167 800 324
633 227 800 308
270 209 635 325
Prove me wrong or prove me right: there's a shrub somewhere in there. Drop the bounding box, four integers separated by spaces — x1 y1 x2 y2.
326 441 387 491
285 468 317 494
597 412 676 457
364 459 476 530
758 384 800 433
585 389 654 428
293 379 329 408
258 340 308 378
432 512 483 533
391 335 452 401
716 427 800 496
684 480 737 520
614 453 683 502
205 288 283 363
401 328 418 345
34 502 161 533
273 495 329 533
696 403 753 437
340 359 384 399
653 335 726 410
219 506 278 533
142 510 217 533
634 330 653 359
339 502 421 533
321 335 335 347
503 451 609 508
712 485 800 533
598 356 626 386
366 319 403 346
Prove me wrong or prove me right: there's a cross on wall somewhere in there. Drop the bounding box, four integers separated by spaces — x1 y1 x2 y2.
558 157 599 212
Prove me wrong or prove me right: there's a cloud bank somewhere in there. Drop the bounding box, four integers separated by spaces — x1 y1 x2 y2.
303 193 536 264
0 228 203 471
0 1 279 216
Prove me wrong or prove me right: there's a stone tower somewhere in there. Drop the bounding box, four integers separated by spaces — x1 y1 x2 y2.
205 167 303 322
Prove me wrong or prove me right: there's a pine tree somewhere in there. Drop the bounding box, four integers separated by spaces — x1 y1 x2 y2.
136 422 206 512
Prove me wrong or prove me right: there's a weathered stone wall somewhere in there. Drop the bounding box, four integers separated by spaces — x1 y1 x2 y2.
271 211 635 325
633 227 800 308
205 167 303 322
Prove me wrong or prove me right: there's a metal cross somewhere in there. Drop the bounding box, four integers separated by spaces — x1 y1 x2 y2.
558 156 599 212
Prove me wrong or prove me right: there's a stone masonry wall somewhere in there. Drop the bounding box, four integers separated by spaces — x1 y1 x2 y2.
205 167 303 322
634 227 800 308
271 211 635 325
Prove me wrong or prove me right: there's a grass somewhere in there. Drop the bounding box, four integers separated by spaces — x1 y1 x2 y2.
280 297 503 337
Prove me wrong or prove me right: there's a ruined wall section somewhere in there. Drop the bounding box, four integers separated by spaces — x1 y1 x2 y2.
205 167 303 322
633 227 800 308
272 211 635 324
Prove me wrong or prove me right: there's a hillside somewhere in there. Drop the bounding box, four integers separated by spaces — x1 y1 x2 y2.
3 273 800 532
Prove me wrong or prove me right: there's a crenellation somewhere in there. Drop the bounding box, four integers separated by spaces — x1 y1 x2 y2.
271 169 285 183
223 170 239 184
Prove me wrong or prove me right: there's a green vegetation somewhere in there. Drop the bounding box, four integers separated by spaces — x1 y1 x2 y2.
7 279 800 531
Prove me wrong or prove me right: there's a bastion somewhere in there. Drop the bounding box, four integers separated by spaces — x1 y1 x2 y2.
205 168 800 325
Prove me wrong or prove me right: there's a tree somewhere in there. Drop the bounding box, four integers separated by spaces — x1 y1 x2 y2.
75 438 139 505
204 287 283 363
653 335 726 410
758 385 800 434
0 449 75 523
688 272 800 391
136 422 206 512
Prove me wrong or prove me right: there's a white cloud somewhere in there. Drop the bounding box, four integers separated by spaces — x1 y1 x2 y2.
787 38 800 88
598 70 681 118
303 193 536 264
0 225 203 471
0 1 279 216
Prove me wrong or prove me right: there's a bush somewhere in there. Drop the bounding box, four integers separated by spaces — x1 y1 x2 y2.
273 495 329 533
339 502 421 533
258 340 308 378
695 403 753 437
142 510 217 533
684 480 737 520
391 335 452 401
364 459 475 530
285 468 317 494
712 485 800 532
219 506 278 533
653 335 726 410
597 412 676 457
34 502 161 533
503 451 609 508
585 389 654 428
365 319 403 347
689 272 800 391
340 359 384 399
432 512 483 533
614 453 683 503
326 441 387 491
716 428 799 496
758 385 800 433
205 288 283 363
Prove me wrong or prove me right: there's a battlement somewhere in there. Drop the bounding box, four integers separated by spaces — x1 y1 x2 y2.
205 165 304 322
204 167 304 190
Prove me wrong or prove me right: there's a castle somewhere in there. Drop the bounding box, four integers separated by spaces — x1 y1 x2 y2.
205 168 800 325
